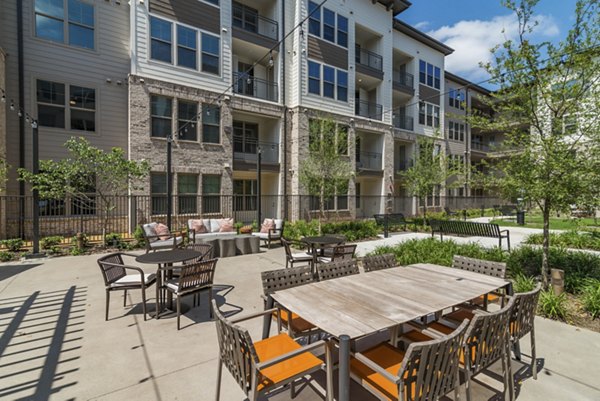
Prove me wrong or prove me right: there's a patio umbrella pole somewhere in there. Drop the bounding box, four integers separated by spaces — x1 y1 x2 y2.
339 334 350 401
166 136 172 229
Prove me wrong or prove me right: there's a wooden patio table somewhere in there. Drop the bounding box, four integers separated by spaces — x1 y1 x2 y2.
269 263 511 401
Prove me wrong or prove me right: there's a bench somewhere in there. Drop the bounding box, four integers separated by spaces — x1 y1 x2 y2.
494 204 518 218
374 213 408 238
430 219 511 250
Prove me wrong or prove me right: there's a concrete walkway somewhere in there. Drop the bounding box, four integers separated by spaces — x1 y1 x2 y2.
1 241 599 400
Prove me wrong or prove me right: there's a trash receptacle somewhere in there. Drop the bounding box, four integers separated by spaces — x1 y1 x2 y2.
516 211 525 225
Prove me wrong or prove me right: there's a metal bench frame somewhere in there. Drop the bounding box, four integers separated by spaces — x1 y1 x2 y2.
373 213 408 238
430 220 511 250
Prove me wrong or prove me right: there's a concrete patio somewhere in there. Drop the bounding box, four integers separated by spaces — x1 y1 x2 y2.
1 233 600 400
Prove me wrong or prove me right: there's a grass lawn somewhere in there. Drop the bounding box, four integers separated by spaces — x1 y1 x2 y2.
491 215 599 230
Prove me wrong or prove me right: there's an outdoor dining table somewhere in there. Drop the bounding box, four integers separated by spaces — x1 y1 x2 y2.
301 235 345 274
268 263 511 401
135 249 202 318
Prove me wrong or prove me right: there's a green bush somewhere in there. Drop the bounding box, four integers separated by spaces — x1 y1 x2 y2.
70 246 85 256
524 231 600 251
283 220 321 241
0 251 15 262
1 238 24 252
134 226 147 248
49 245 62 255
512 274 537 293
105 233 130 250
582 280 600 319
41 236 64 250
322 220 380 241
538 289 567 320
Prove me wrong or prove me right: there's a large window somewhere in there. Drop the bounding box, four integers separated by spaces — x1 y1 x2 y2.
307 2 347 47
233 179 257 211
337 70 348 102
35 0 94 49
307 60 348 102
151 173 167 215
202 104 220 143
449 89 465 110
178 174 198 214
308 61 321 95
448 121 465 141
323 65 335 98
337 15 348 48
177 25 197 69
202 175 221 214
419 60 441 90
150 17 172 63
308 1 320 36
37 80 65 128
233 121 258 153
177 100 198 141
323 8 335 42
151 95 172 138
201 33 220 75
418 101 440 128
37 80 95 131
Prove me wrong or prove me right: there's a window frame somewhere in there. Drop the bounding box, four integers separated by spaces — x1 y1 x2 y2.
177 99 199 141
337 14 348 47
69 84 96 132
307 2 348 48
419 60 441 90
177 173 199 214
150 95 173 138
201 32 220 75
308 1 321 37
418 101 440 128
150 172 168 215
176 24 198 70
307 59 348 103
233 179 258 211
150 16 173 64
36 79 97 132
202 103 221 144
34 0 96 51
202 175 222 214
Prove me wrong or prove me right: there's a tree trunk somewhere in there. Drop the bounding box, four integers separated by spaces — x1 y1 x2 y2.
318 187 324 235
421 197 427 228
541 205 551 288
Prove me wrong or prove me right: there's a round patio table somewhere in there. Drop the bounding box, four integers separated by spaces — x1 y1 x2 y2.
302 236 345 275
136 249 202 318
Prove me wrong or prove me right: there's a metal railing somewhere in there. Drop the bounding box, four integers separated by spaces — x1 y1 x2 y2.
355 100 383 120
233 72 278 102
355 46 383 71
233 137 279 164
471 141 490 152
392 71 414 91
395 159 413 172
393 114 414 131
232 2 278 40
356 151 382 170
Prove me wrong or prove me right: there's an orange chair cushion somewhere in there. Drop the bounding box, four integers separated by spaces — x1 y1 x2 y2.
473 293 500 305
254 333 322 391
350 343 407 400
273 310 316 333
445 309 475 323
403 328 478 367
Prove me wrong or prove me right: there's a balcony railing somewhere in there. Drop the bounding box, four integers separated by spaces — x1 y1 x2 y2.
233 72 278 102
233 137 279 164
356 151 382 170
393 71 414 92
393 114 414 131
355 46 383 71
232 2 278 41
395 159 413 172
355 100 382 120
471 142 490 152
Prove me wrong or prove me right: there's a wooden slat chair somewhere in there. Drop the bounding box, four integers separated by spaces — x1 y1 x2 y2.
362 253 396 272
509 284 541 380
261 266 319 339
350 320 469 401
451 255 508 310
317 244 357 264
212 300 332 401
401 299 516 401
281 238 313 269
183 242 214 263
97 253 156 321
160 259 218 330
316 259 360 281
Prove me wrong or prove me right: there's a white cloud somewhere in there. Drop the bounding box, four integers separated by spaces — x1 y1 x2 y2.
427 14 559 83
414 21 430 30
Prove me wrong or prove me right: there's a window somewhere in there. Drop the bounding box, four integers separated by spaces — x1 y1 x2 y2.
308 61 321 95
151 95 172 138
202 175 221 214
323 66 335 98
203 0 219 4
177 100 198 141
323 8 335 42
337 70 348 102
178 174 198 214
150 17 172 63
233 121 258 154
308 1 320 36
337 182 348 210
337 125 348 155
418 101 440 128
151 173 167 215
69 85 95 131
337 15 348 47
449 89 465 109
35 0 94 49
201 33 220 75
355 182 361 208
233 179 257 211
202 104 220 143
177 25 197 69
419 60 441 89
448 121 464 141
232 2 258 33
563 114 577 135
37 80 65 128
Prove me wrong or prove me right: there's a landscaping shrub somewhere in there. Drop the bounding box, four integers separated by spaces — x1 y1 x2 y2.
133 226 146 248
538 289 567 320
105 233 131 250
0 251 15 262
1 238 24 252
524 231 600 251
582 280 600 319
41 236 64 250
512 274 537 293
282 220 322 241
322 220 380 241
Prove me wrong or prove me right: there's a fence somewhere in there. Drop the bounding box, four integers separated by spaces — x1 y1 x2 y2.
0 195 506 240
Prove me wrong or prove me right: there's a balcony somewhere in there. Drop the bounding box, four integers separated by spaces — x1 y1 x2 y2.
392 71 414 95
393 114 414 131
233 137 279 171
395 159 413 173
356 151 382 171
232 2 278 47
233 72 278 102
355 100 382 120
471 141 490 152
355 46 383 80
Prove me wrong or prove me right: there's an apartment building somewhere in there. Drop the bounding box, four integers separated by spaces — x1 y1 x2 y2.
1 0 499 232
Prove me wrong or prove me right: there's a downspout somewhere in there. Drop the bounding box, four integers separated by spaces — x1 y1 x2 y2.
17 0 25 238
281 0 288 220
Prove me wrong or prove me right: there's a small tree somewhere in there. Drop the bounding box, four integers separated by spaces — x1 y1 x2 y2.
471 0 600 287
299 118 354 233
0 159 8 193
19 137 150 238
400 135 464 223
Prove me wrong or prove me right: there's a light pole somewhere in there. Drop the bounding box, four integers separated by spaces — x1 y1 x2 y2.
166 134 173 229
257 145 262 225
32 120 40 255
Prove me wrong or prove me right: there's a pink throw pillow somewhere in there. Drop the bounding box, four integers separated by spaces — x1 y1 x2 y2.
190 219 207 234
260 218 274 234
155 223 171 240
219 218 234 232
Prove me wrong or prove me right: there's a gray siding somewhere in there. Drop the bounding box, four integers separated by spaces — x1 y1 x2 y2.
149 0 220 34
419 84 440 105
307 36 348 70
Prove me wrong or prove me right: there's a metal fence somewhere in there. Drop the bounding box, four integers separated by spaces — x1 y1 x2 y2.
0 195 506 240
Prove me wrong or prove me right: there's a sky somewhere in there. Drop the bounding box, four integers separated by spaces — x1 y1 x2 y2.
398 0 580 87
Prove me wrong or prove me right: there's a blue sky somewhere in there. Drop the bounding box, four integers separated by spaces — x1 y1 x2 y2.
398 0 580 85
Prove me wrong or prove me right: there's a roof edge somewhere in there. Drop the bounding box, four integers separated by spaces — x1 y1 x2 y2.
377 0 412 16
444 71 491 95
393 19 454 56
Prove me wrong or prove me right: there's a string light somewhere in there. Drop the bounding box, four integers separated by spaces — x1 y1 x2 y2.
268 51 274 67
1 87 39 130
10 101 15 111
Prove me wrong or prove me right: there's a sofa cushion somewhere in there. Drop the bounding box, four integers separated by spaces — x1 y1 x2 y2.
189 219 207 234
192 232 237 241
149 236 183 249
260 218 274 233
274 219 283 230
155 223 171 240
219 218 234 233
142 223 158 242
209 219 221 233
111 273 156 287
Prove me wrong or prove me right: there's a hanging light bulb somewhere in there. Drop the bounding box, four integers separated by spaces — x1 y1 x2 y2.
10 101 15 111
26 115 30 123
206 108 211 116
31 120 38 129
247 77 252 85
18 110 23 117
1 93 5 103
268 52 274 67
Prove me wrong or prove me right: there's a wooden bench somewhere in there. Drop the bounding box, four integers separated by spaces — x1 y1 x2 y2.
373 213 408 238
430 219 511 250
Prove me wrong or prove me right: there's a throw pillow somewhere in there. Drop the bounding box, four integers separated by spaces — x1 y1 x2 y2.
260 218 274 234
190 219 207 234
155 223 171 240
219 218 234 232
